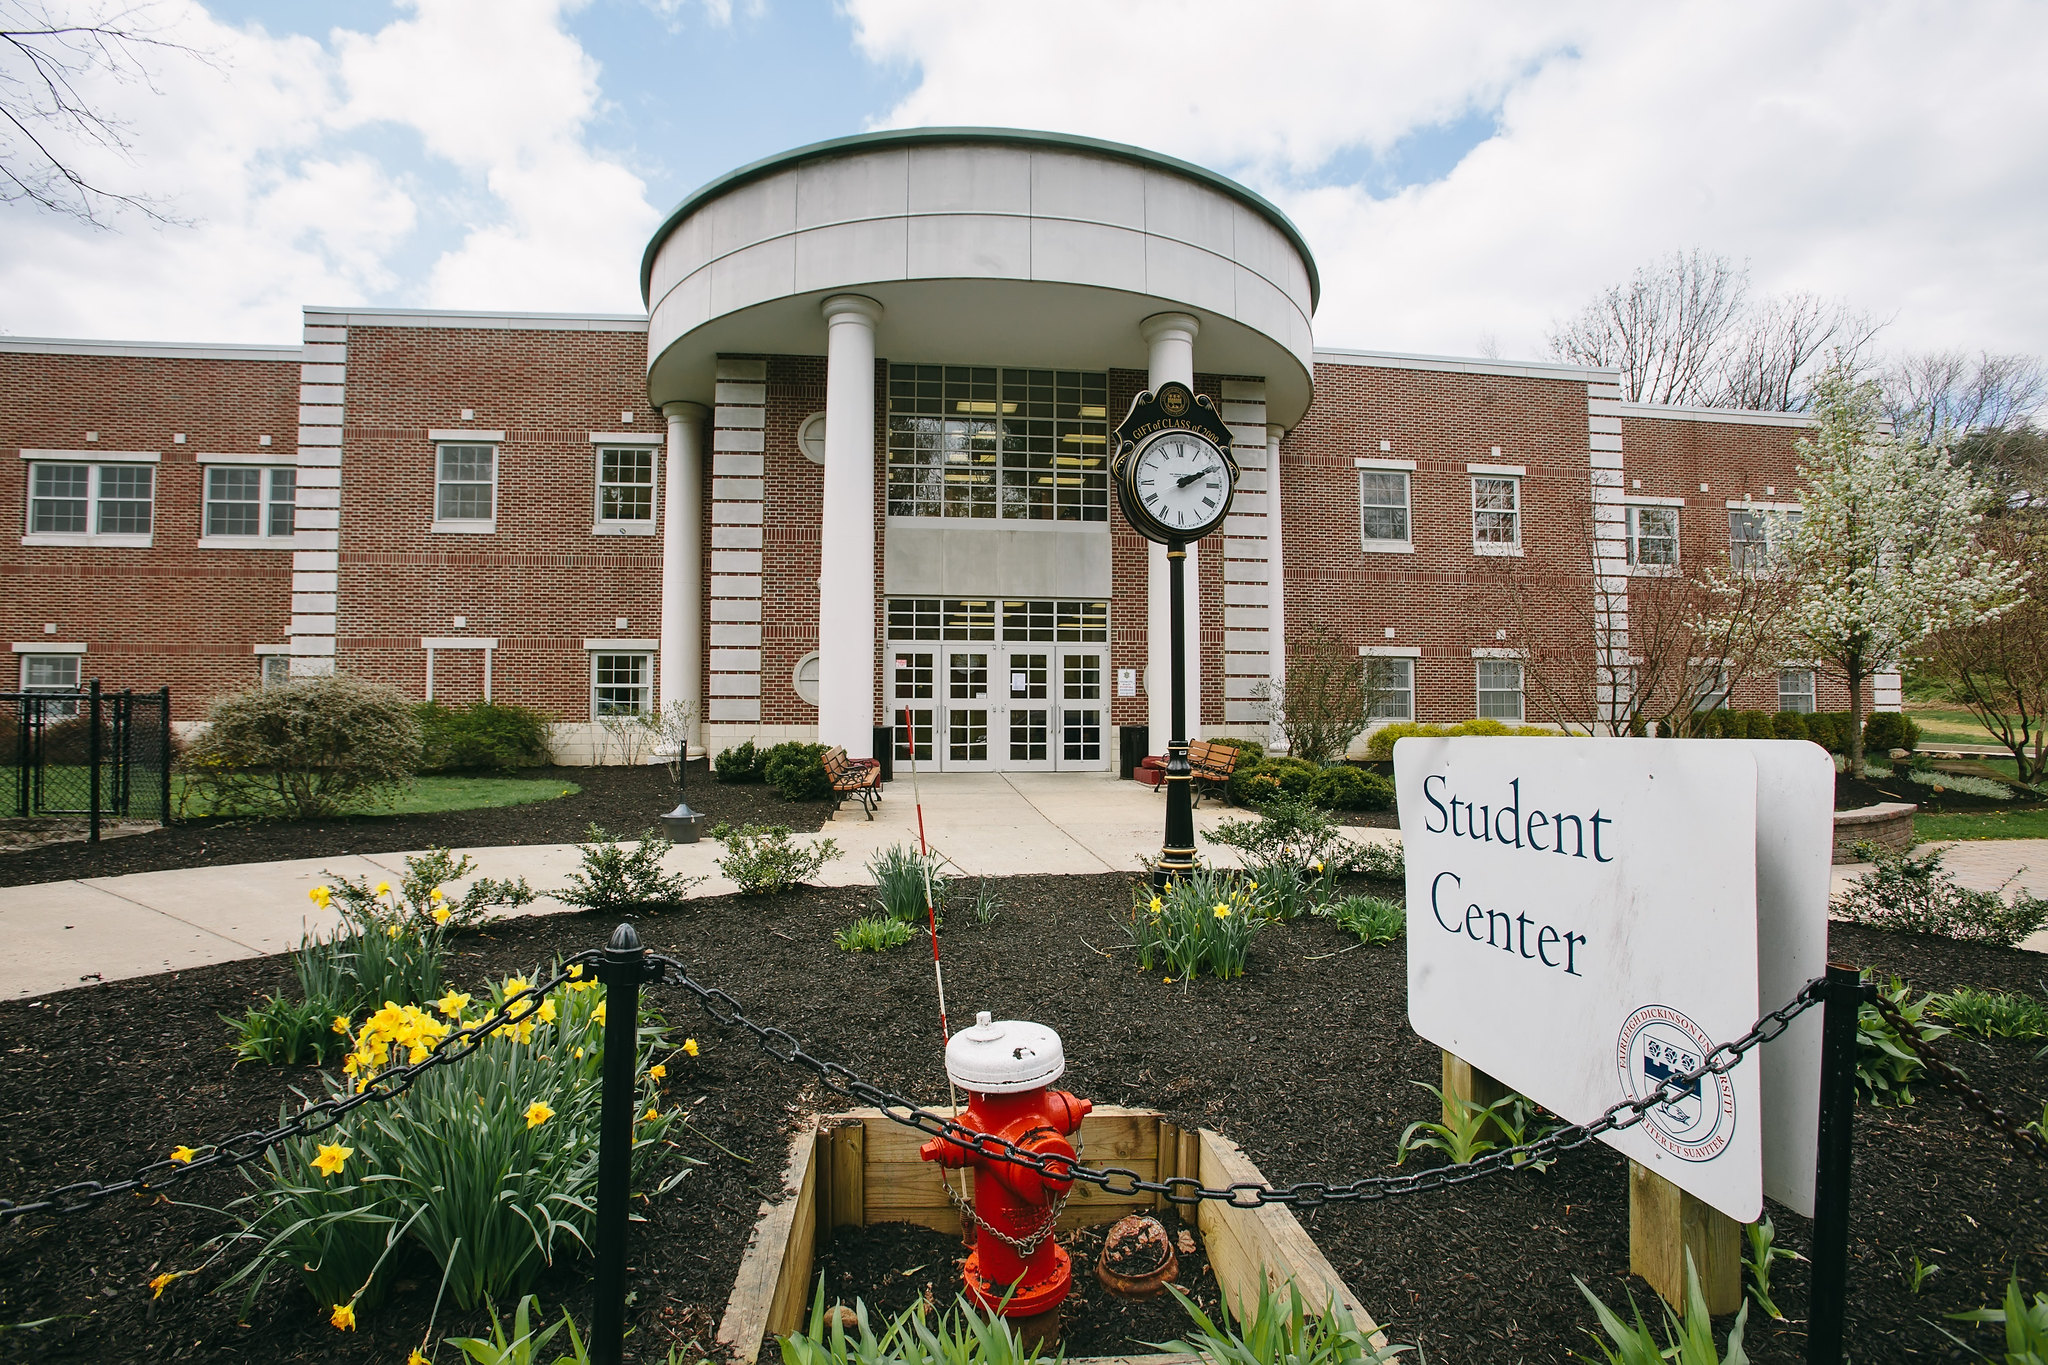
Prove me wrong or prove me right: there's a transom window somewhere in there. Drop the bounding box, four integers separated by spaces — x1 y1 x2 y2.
887 598 1108 642
205 466 297 539
28 462 154 540
1476 659 1524 720
999 599 1109 642
597 447 655 524
591 653 651 717
1625 505 1678 566
1366 657 1415 721
1472 476 1520 550
886 365 1109 521
1359 470 1411 547
436 444 497 524
1778 668 1816 714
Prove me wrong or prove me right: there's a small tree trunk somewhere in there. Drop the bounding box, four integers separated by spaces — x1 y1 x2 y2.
1845 655 1867 777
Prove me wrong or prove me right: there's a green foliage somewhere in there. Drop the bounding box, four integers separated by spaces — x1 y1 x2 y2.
1931 986 2048 1040
834 915 916 953
223 992 349 1067
781 1279 1056 1365
1352 839 1405 882
181 674 423 818
1865 710 1923 754
869 843 950 922
1909 768 2016 799
1573 1252 1750 1364
1207 794 1360 919
325 846 536 933
711 822 842 894
1941 1271 2048 1363
445 1294 593 1365
1227 755 1321 808
1207 736 1266 761
1770 711 1810 741
967 882 1004 925
1857 974 1949 1106
1323 895 1404 946
1802 711 1854 753
762 741 833 801
417 701 554 772
1742 1217 1802 1320
1832 843 2048 947
715 740 767 783
1307 764 1395 812
557 825 705 911
1152 1278 1409 1365
1364 719 1558 760
1130 870 1266 986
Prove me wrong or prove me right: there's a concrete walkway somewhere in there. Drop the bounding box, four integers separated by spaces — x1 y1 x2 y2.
1 771 2039 1000
0 772 1399 1001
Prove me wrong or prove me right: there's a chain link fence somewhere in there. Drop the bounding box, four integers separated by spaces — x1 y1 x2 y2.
3 682 171 838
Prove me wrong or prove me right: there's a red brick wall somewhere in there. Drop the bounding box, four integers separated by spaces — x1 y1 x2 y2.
0 351 299 719
333 325 659 721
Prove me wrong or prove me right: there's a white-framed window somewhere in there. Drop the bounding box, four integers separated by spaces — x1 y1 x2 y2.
1729 507 1801 571
591 652 651 718
434 444 497 529
595 446 656 530
1688 664 1730 713
1778 668 1816 714
886 365 1110 521
1476 659 1524 720
1471 475 1520 552
261 654 291 686
19 652 82 718
1625 505 1679 567
1359 469 1411 548
25 461 155 544
1366 656 1414 721
204 466 296 540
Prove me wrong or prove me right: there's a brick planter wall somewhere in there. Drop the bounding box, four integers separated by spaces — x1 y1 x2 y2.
1833 802 1917 863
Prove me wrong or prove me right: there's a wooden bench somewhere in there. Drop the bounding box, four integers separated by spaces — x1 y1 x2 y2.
821 747 883 819
1138 740 1242 806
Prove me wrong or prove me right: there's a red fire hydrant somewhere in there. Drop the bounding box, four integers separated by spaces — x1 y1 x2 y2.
920 1012 1093 1324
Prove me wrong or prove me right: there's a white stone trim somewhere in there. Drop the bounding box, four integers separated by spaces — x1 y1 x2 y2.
1359 645 1422 658
1726 499 1803 512
583 638 657 651
428 428 505 442
0 336 302 362
1467 462 1526 476
1354 457 1416 470
1472 647 1529 659
12 641 86 653
304 306 646 333
19 449 158 462
1315 347 1618 382
1618 403 1821 428
1625 494 1686 507
589 432 665 445
253 643 291 655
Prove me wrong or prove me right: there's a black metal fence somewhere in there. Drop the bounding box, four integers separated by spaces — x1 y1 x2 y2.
3 682 172 839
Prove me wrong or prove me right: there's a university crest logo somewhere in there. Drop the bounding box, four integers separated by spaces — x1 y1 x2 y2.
1615 1004 1737 1162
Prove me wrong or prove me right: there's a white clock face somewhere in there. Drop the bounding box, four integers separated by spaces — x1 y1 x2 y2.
1133 434 1230 536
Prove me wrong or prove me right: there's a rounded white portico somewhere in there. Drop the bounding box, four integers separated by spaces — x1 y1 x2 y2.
641 128 1318 766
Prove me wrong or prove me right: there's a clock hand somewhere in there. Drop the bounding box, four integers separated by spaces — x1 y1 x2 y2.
1175 464 1220 488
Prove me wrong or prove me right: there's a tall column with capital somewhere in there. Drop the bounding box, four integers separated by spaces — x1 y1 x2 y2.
659 401 708 752
819 295 882 759
1141 312 1201 750
1265 424 1288 752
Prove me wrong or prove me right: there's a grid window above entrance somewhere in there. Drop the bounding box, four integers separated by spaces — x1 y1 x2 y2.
886 365 1110 522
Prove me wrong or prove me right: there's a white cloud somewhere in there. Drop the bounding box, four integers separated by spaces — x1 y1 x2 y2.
847 0 2048 361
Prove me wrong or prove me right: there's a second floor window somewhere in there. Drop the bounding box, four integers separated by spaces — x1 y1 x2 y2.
1626 505 1679 566
28 462 153 540
437 444 496 523
205 466 296 538
886 365 1109 522
597 447 655 525
1729 508 1800 570
1472 476 1520 550
1359 470 1411 546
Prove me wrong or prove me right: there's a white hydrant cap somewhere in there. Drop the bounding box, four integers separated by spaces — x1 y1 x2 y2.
945 1011 1066 1094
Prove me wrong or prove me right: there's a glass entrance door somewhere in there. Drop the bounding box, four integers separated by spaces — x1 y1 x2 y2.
1002 651 1054 770
941 648 996 772
890 649 936 772
1056 648 1107 770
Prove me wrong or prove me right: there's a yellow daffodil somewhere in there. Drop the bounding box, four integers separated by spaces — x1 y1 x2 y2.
1214 903 1232 919
374 880 391 896
573 1047 584 1060
150 1271 180 1298
1148 896 1162 915
592 1001 607 1027
567 963 584 980
525 1101 555 1129
386 923 402 939
430 887 445 903
648 1063 666 1081
432 906 452 925
1311 860 1324 873
1163 976 1174 984
331 1014 350 1035
504 974 530 997
1247 881 1258 891
436 990 470 1019
168 1146 196 1164
682 1038 698 1057
308 885 331 908
410 1351 431 1365
311 1143 352 1178
642 1105 660 1122
329 1302 356 1331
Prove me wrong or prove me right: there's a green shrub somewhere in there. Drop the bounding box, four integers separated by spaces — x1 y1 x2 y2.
557 825 705 911
1832 844 2048 947
1206 793 1360 905
1930 985 2048 1040
1864 711 1922 754
1735 709 1773 739
323 846 535 934
445 1295 592 1365
416 701 553 772
1227 755 1319 807
182 674 423 818
834 915 916 952
711 822 842 894
1129 870 1266 987
1771 711 1810 741
715 740 766 783
1805 711 1853 753
762 741 832 801
1324 895 1404 945
1908 768 2014 799
224 993 349 1067
1353 839 1405 881
869 843 949 922
1308 764 1394 812
1207 736 1265 761
1364 719 1558 760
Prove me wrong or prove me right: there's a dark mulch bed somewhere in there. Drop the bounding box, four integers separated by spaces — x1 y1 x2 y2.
1836 765 2043 815
0 761 831 889
0 875 2042 1364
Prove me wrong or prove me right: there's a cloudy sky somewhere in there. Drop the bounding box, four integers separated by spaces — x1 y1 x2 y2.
3 0 2045 363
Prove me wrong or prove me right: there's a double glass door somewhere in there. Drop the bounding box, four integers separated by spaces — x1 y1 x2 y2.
891 647 1106 772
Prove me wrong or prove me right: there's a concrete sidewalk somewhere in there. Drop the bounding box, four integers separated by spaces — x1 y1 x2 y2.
0 772 1399 1000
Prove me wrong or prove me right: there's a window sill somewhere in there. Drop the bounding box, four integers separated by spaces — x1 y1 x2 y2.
1361 541 1414 555
1472 543 1523 557
429 520 496 535
592 523 658 537
21 532 153 548
198 535 297 550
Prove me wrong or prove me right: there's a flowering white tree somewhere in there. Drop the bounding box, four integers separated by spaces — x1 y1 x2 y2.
1785 365 2025 774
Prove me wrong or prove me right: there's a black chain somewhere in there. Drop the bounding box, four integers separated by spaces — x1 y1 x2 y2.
650 951 1827 1208
0 951 603 1222
1869 991 2048 1161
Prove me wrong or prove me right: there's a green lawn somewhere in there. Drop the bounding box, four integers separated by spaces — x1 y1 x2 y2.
1914 807 2048 842
1906 703 2019 746
174 774 580 818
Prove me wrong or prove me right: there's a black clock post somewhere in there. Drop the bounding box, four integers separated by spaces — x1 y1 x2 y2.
1157 536 1197 887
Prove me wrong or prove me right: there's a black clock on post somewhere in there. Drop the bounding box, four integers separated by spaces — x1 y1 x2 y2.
1111 381 1237 885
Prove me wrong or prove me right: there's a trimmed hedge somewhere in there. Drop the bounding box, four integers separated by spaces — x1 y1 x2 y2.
1308 764 1395 812
415 701 552 772
1226 755 1319 808
1364 720 1559 761
1682 709 1917 755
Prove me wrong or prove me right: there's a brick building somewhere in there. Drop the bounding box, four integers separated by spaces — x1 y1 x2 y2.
1 128 1888 767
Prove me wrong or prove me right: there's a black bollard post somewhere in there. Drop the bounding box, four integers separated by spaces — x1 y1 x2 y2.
592 923 646 1365
1806 963 1862 1365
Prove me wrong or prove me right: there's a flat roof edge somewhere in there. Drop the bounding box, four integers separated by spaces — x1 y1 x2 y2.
0 336 302 362
305 306 647 332
1315 347 1620 382
639 126 1321 312
1617 402 1820 428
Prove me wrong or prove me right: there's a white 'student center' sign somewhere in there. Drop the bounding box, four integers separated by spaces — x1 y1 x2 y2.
1398 738 1770 1221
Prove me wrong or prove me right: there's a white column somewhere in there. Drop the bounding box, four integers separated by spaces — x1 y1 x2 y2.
660 401 708 752
1141 312 1200 747
819 295 882 759
1265 424 1288 752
